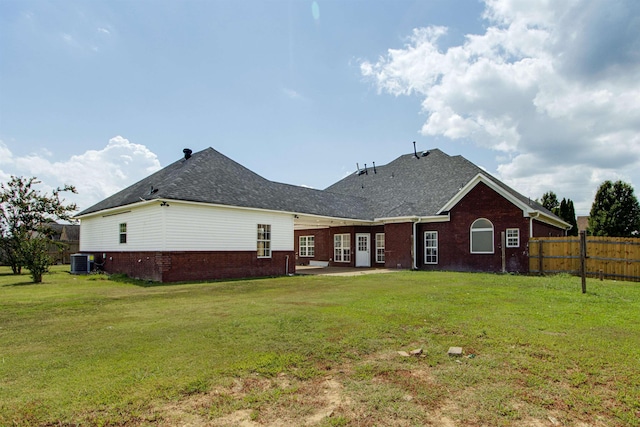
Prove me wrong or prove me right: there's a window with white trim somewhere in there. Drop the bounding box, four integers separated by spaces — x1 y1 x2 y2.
119 223 127 244
506 228 520 248
257 224 271 258
470 218 494 253
424 231 438 264
334 234 351 263
375 233 385 263
299 235 315 257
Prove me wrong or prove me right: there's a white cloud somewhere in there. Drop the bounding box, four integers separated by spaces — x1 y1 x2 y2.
0 141 13 164
361 0 640 214
282 88 304 100
0 136 161 213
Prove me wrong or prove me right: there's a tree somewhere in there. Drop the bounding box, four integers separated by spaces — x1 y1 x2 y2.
558 198 579 236
539 192 579 235
0 176 77 283
540 191 559 215
588 180 640 237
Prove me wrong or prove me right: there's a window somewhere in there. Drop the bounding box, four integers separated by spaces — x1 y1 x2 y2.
506 228 520 247
119 223 127 244
299 235 315 257
424 231 438 264
471 218 494 253
375 233 385 263
257 224 271 258
334 234 351 263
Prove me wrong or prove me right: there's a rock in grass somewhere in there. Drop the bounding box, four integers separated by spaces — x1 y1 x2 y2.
409 348 423 356
397 351 410 357
447 347 463 357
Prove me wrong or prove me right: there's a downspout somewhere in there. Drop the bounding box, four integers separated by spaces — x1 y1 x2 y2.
412 220 417 269
529 212 540 238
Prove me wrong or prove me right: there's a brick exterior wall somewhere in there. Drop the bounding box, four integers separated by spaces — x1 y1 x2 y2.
293 183 568 274
532 219 566 237
294 225 385 267
382 222 413 269
414 182 569 273
90 250 295 282
294 228 332 265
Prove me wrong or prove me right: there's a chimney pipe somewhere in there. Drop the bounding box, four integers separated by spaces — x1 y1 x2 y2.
183 148 192 160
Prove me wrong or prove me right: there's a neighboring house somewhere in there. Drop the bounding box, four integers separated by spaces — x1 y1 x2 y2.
76 147 570 282
47 223 80 264
577 216 589 234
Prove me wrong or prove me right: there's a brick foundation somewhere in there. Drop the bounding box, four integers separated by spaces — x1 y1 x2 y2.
91 250 295 282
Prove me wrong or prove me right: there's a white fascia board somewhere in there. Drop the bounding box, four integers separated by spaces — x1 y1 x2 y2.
294 212 377 230
374 214 451 224
374 216 418 224
417 214 451 223
437 173 571 230
78 198 378 228
532 212 572 230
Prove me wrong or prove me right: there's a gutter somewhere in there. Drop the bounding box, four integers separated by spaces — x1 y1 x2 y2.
529 210 572 237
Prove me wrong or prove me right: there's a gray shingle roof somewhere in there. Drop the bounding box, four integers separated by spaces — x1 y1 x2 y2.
325 149 554 218
78 147 558 223
77 147 373 219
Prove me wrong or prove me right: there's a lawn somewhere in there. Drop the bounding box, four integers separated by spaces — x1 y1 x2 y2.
1 266 639 426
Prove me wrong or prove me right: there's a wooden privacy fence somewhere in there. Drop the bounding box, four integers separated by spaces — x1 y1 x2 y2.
529 234 640 283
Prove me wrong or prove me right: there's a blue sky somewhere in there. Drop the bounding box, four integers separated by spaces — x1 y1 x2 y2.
1 0 639 215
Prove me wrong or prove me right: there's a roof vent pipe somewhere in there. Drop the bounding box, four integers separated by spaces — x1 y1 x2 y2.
373 162 377 174
413 141 419 159
183 148 192 160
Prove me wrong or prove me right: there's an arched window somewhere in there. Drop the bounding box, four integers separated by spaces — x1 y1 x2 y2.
470 218 494 253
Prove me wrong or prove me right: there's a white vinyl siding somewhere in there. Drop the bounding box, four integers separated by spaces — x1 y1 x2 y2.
80 202 294 252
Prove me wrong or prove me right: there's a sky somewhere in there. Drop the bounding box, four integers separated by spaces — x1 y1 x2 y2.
1 0 639 216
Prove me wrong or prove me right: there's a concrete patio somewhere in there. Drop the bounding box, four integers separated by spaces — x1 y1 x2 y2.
295 265 401 276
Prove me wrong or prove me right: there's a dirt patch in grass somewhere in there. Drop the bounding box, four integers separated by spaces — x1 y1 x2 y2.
152 353 598 427
149 344 634 426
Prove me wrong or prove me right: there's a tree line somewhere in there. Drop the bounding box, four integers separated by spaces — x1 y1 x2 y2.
540 180 640 238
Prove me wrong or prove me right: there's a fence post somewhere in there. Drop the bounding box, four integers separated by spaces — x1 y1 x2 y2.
580 231 587 293
538 239 544 276
501 231 506 273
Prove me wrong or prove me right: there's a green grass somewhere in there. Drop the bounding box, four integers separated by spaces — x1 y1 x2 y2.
1 266 639 426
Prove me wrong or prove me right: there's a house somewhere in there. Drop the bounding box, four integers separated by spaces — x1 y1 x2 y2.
577 216 589 234
47 223 80 264
76 147 570 282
